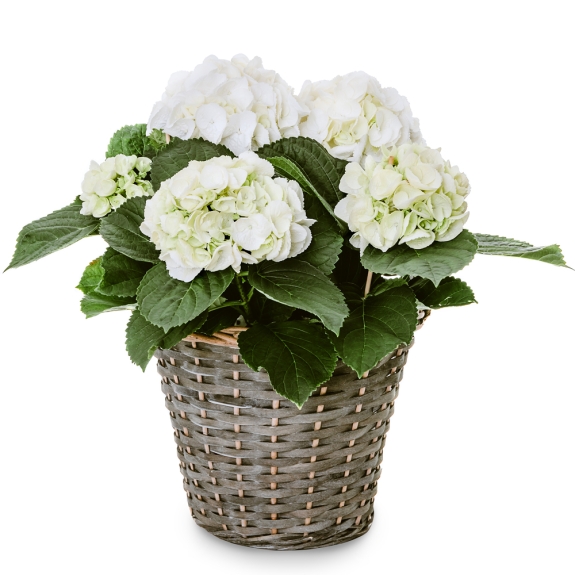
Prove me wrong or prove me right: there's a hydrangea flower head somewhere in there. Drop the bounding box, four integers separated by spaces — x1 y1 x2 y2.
334 143 470 253
140 152 315 281
147 55 308 155
80 155 152 218
299 71 424 164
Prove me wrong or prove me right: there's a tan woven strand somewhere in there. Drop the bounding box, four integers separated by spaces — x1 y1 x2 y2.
362 271 374 379
156 310 430 550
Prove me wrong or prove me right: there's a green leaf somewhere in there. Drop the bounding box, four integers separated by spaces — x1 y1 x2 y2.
77 257 105 294
125 310 208 371
99 197 160 263
250 290 294 324
98 248 153 297
331 286 418 377
265 156 343 229
409 276 477 309
361 230 478 286
299 226 343 275
295 194 343 274
370 277 408 296
248 260 349 335
160 312 209 349
137 263 235 330
126 311 164 370
6 199 99 270
257 137 347 207
106 124 159 159
474 233 569 267
147 129 170 152
151 138 234 191
77 252 138 318
337 282 364 309
198 307 240 335
238 321 338 408
80 292 136 318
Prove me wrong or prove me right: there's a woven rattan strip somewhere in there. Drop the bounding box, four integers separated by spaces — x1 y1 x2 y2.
155 311 429 550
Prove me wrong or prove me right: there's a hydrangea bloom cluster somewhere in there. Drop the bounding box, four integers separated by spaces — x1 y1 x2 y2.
147 55 308 156
80 155 153 218
299 71 424 164
334 143 470 253
140 152 315 281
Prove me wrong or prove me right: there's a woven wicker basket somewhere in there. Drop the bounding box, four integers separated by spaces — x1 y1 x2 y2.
155 311 429 550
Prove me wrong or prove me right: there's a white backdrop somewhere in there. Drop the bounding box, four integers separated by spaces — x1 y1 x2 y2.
1 1 574 574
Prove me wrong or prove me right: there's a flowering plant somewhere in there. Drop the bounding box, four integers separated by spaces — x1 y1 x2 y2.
6 55 570 407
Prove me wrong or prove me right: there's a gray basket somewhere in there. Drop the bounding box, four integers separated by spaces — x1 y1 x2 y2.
155 312 428 550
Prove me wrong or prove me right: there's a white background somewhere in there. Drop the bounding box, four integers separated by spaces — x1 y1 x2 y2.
1 1 574 573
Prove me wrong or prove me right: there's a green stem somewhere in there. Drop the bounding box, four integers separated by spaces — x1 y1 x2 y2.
235 274 252 323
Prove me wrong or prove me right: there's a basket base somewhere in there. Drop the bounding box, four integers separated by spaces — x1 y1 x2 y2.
192 509 374 551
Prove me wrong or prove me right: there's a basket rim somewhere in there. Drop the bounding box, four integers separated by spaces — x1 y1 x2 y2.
183 326 246 348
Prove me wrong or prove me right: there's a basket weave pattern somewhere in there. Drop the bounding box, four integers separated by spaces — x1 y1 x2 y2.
155 315 426 550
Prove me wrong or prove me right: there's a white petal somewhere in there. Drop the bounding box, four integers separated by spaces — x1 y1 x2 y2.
169 168 199 198
237 151 274 177
405 164 442 191
147 101 171 132
160 211 185 236
392 182 425 209
272 234 292 262
330 98 362 121
264 200 293 235
348 194 377 226
101 158 117 178
231 214 273 251
114 154 137 176
199 163 229 191
404 230 435 250
368 108 402 147
288 223 312 257
330 139 366 162
369 167 403 200
334 196 352 222
216 77 254 110
299 109 329 141
442 173 456 194
164 118 196 140
436 212 469 242
206 242 242 272
240 250 259 265
195 103 227 144
430 194 453 220
221 111 257 154
340 162 368 194
94 179 117 197
165 260 202 282
253 123 271 147
379 211 404 248
91 198 112 218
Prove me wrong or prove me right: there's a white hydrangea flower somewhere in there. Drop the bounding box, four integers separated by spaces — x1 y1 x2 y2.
299 71 424 164
140 152 315 282
80 155 153 218
147 55 308 156
334 143 470 253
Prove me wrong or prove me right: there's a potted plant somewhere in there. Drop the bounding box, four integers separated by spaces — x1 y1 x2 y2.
5 55 570 550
